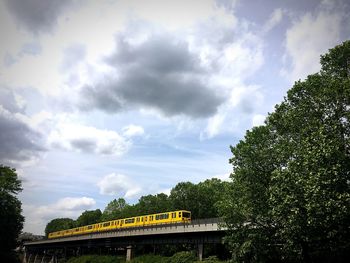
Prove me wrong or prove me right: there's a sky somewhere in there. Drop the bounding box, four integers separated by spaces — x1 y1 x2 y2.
0 0 349 235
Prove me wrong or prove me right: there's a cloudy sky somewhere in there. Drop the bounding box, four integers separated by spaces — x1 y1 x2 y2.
1 0 349 234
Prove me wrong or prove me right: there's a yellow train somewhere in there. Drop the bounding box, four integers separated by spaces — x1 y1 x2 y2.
48 210 191 239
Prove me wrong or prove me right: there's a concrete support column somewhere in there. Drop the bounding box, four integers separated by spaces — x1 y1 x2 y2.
34 254 38 263
22 250 27 263
198 243 204 261
49 255 55 263
126 246 133 262
28 254 32 263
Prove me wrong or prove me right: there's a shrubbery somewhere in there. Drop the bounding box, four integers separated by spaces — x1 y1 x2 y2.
66 255 124 263
65 253 227 263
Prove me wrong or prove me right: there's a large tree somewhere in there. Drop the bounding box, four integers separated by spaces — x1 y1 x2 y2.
0 165 24 262
219 126 280 262
136 193 171 215
170 179 228 219
45 218 75 236
101 198 136 220
221 41 350 262
75 209 102 227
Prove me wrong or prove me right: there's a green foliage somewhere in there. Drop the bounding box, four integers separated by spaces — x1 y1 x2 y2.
0 165 24 263
167 251 197 263
137 193 171 215
102 198 133 220
0 165 22 194
66 255 124 263
218 125 280 262
201 255 226 263
76 209 102 227
220 40 350 262
170 179 228 219
131 254 169 263
45 218 75 236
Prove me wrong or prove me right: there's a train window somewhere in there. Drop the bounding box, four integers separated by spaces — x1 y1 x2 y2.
103 222 110 227
150 216 153 221
136 217 140 222
156 213 169 220
179 212 182 217
87 225 93 230
183 212 191 218
172 212 176 218
125 218 135 224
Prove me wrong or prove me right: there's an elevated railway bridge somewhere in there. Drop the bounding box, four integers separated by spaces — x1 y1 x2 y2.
24 218 227 262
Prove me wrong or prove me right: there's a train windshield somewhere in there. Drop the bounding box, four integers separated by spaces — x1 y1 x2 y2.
182 212 191 218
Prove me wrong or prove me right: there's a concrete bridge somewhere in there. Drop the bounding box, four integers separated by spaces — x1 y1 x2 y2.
24 218 226 262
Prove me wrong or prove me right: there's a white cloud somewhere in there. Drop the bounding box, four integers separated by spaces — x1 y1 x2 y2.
55 197 96 210
48 119 131 156
23 196 95 234
252 114 266 127
282 8 343 81
213 173 231 182
97 173 142 198
263 8 285 33
201 113 225 139
122 124 145 137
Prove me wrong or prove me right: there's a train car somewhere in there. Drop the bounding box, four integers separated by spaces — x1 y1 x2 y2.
48 210 191 239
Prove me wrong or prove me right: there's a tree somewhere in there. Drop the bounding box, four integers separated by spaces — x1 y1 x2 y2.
76 209 102 227
170 182 200 217
197 178 229 218
137 193 171 215
101 198 131 220
267 70 350 261
0 165 24 262
45 218 75 236
170 180 228 219
221 40 350 262
219 126 280 262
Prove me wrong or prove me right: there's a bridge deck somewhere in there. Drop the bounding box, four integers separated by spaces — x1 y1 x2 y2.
25 218 225 246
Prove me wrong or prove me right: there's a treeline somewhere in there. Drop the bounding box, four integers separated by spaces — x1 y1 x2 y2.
45 178 229 236
219 41 350 262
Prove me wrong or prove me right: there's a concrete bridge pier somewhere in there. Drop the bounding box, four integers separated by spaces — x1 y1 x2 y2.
48 255 58 263
22 249 27 263
198 243 204 261
126 245 134 261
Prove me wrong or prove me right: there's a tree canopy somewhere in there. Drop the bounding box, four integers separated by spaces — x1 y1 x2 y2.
45 218 75 236
76 209 102 227
0 165 24 262
220 40 350 262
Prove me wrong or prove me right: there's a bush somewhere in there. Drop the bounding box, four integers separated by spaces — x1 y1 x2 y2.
66 255 124 263
131 254 169 263
168 251 196 263
203 255 225 262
